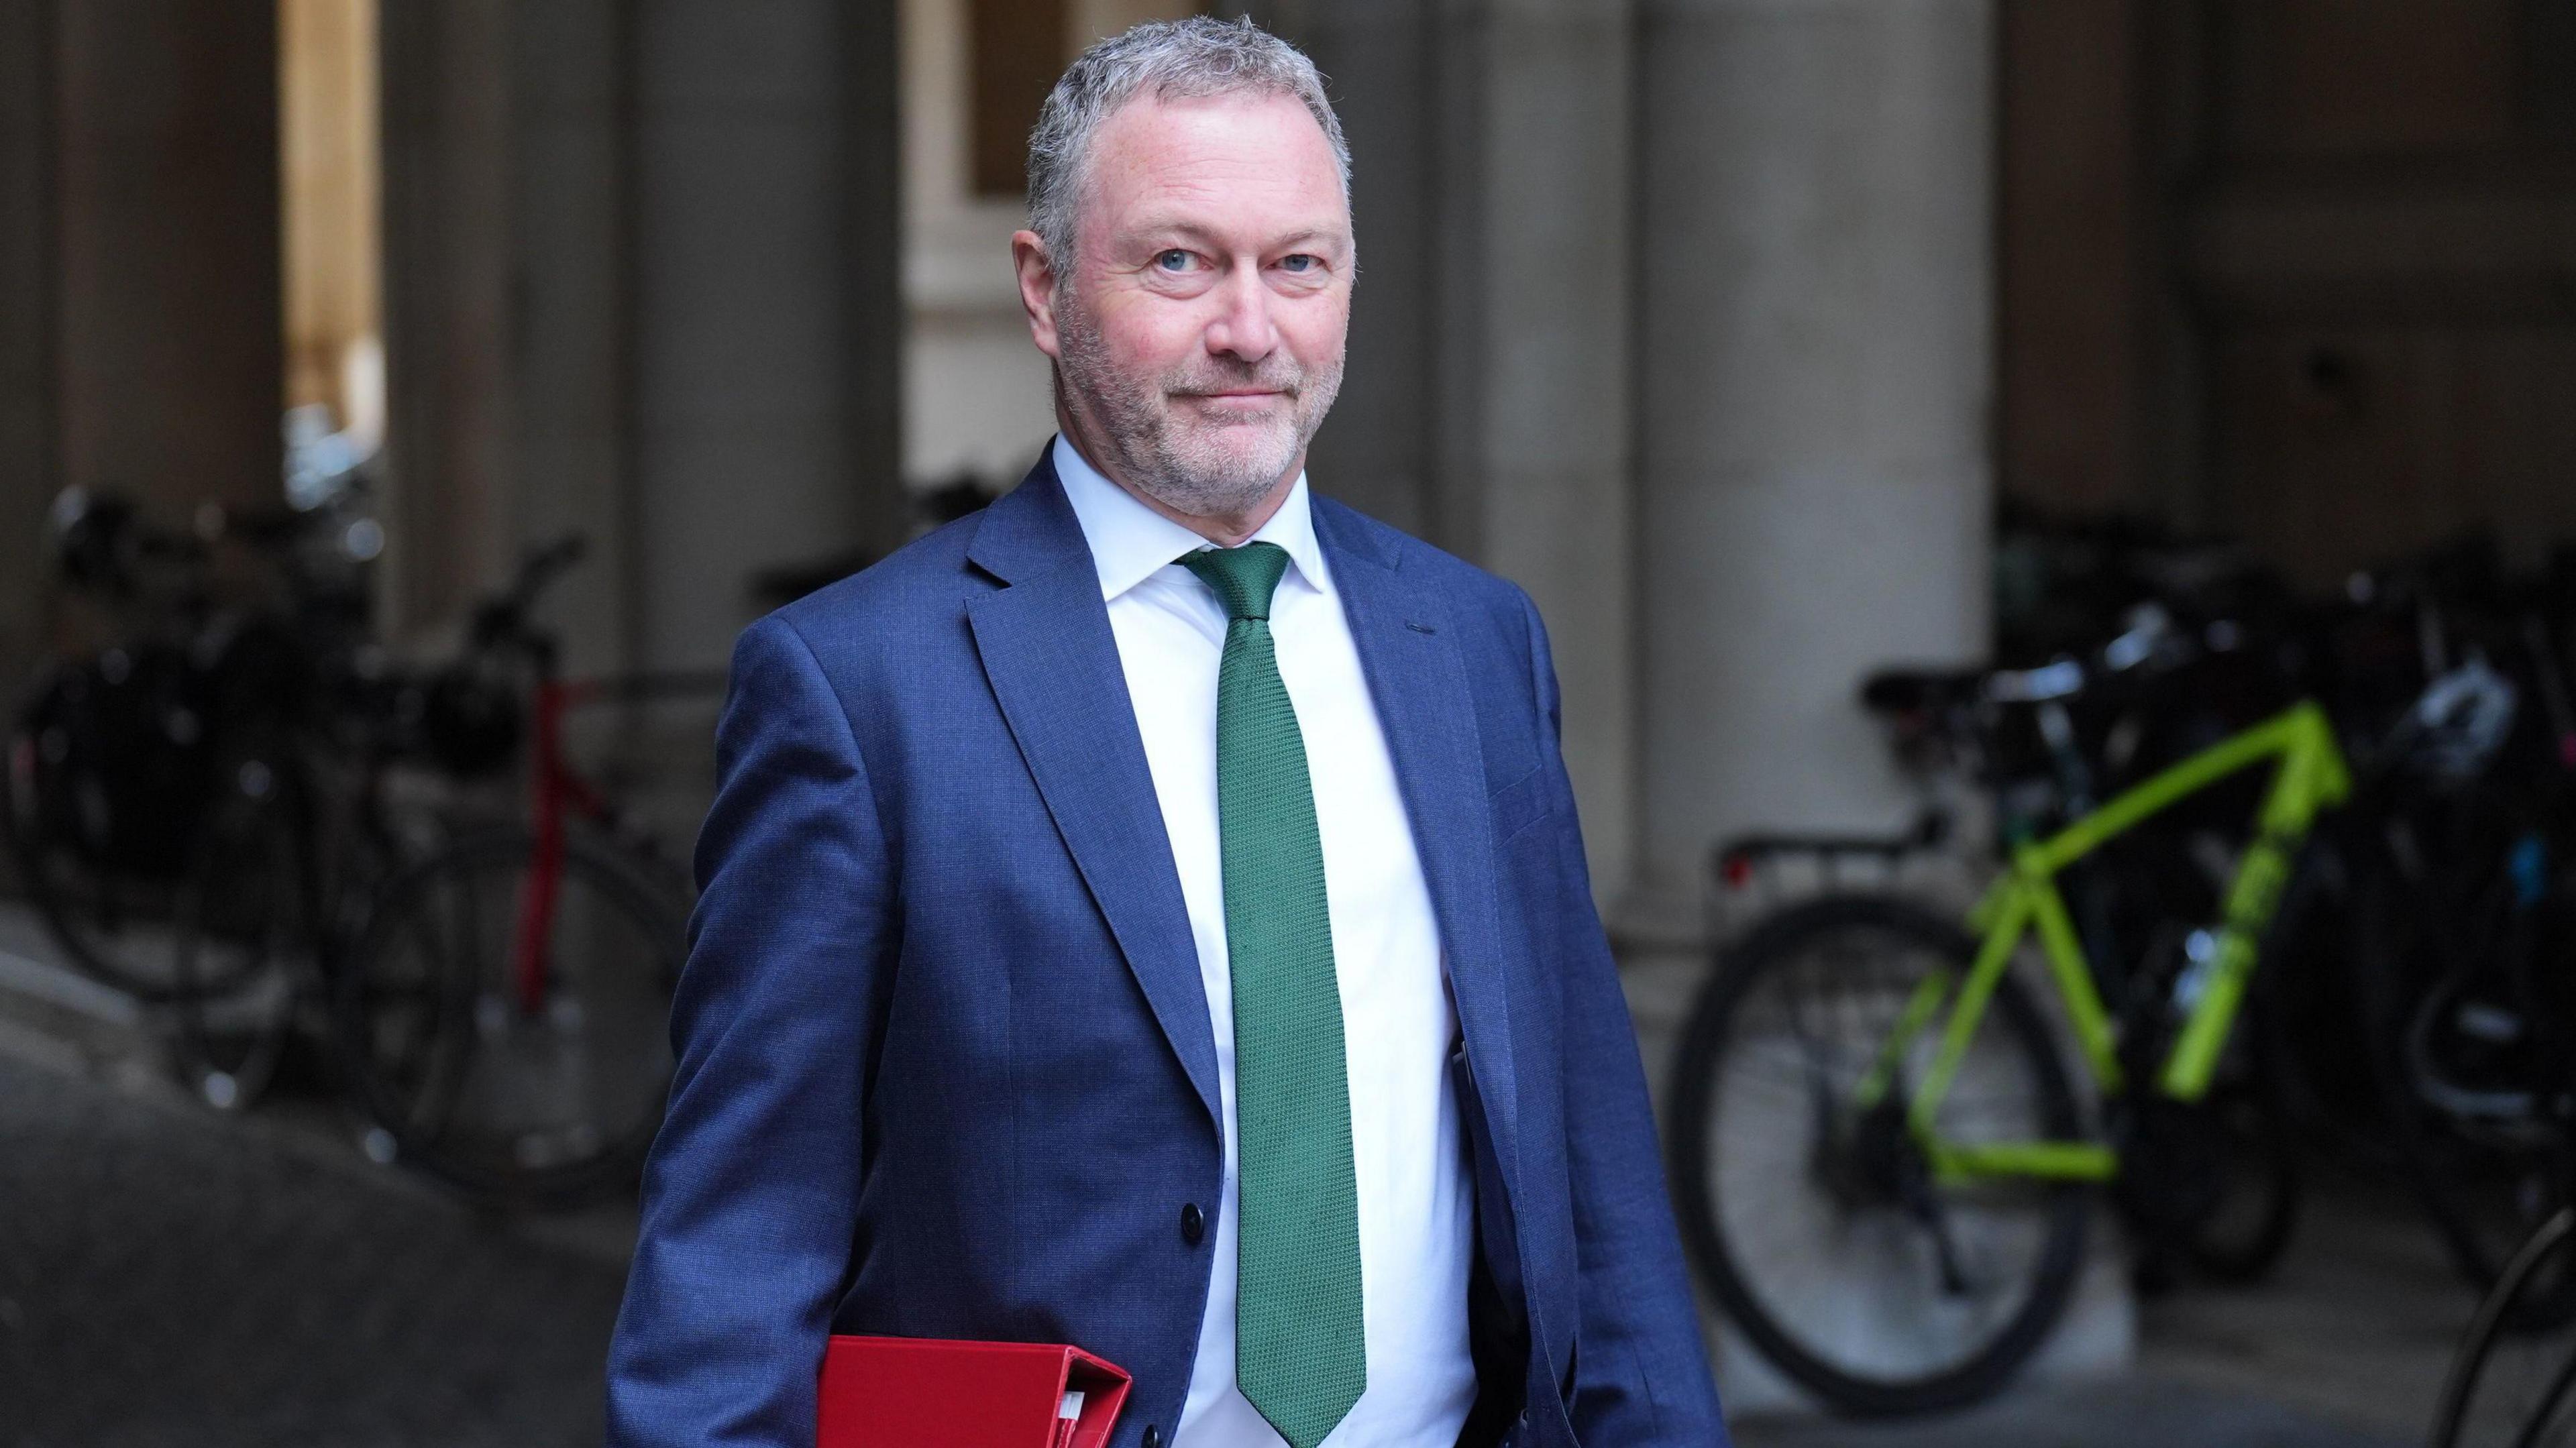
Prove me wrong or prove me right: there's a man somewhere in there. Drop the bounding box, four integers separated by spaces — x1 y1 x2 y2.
606 17 1723 1448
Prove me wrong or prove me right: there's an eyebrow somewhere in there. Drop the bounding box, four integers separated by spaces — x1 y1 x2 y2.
1121 221 1349 253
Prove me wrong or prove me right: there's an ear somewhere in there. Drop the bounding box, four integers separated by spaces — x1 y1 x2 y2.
1012 231 1063 361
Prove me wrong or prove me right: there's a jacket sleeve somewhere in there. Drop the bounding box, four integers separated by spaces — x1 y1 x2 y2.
1516 590 1731 1445
606 613 895 1447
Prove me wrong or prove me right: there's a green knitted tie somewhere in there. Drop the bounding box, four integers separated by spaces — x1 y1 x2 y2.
1179 542 1366 1448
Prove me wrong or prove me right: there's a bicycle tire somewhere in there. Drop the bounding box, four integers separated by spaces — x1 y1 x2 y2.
4 716 199 1000
2182 990 2303 1285
332 826 680 1208
1667 894 2090 1416
166 777 309 1111
2361 873 2576 1330
2432 1207 2576 1448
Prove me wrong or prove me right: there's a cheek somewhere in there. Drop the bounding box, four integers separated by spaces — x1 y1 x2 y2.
1279 292 1350 368
1089 289 1208 376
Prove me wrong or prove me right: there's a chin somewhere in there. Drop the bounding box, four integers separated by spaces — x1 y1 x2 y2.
1171 425 1295 481
1194 453 1296 499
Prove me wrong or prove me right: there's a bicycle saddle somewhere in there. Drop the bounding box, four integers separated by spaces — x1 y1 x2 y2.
1860 668 1989 717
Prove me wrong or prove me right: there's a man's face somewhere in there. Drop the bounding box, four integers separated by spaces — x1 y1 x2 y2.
1017 91 1352 520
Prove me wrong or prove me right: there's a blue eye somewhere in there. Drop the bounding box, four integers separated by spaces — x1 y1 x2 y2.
1156 249 1192 271
1280 254 1317 273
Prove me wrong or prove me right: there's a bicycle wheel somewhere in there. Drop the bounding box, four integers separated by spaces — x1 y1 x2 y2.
2180 993 2302 1284
166 762 309 1111
1667 895 2090 1415
2433 1208 2576 1447
333 826 680 1207
2365 870 2576 1329
4 715 196 999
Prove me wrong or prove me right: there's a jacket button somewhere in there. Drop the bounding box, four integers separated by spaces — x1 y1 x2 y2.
1179 1202 1205 1246
1142 1427 1161 1448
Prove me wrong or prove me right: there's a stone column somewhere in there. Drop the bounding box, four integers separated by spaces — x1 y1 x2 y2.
380 0 515 639
0 1 54 690
1633 0 2136 1407
1254 0 1640 897
631 0 904 673
380 0 642 674
1246 0 1446 541
1631 0 1998 932
55 1 282 522
842 0 908 561
511 0 639 679
380 0 901 675
1468 0 1639 899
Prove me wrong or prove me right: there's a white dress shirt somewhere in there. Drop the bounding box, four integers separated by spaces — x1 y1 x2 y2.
1052 436 1477 1448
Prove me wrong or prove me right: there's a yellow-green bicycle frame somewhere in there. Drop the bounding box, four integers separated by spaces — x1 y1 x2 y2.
1852 701 2353 1186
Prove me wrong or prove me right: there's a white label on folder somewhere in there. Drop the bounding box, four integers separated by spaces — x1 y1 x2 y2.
1059 1390 1085 1420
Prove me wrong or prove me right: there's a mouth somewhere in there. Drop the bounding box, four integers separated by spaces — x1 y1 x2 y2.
1175 389 1289 417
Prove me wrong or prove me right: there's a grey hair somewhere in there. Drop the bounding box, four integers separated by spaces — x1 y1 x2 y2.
1026 15 1350 273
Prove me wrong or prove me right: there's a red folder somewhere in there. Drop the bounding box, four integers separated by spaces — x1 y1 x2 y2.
816 1335 1132 1448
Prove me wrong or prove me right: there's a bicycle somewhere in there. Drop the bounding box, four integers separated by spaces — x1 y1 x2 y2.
327 537 706 1207
1666 663 2352 1414
5 484 379 1003
2430 1206 2576 1447
162 661 449 1113
2347 565 2576 1326
5 491 236 997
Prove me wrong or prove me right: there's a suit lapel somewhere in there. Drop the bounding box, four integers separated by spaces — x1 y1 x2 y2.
965 457 1221 1130
1316 500 1523 1173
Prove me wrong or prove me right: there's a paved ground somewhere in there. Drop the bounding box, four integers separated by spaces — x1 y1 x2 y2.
0 903 632 1448
1717 1177 2444 1447
0 1048 629 1448
2133 1166 2470 1446
1732 1378 2404 1448
0 903 2469 1446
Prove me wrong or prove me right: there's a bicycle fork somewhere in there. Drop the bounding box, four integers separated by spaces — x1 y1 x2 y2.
508 681 575 1018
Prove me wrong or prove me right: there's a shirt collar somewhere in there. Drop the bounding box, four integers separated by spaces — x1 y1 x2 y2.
1051 433 1328 603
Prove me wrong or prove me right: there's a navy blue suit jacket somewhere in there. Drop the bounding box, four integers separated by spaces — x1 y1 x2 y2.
604 454 1725 1447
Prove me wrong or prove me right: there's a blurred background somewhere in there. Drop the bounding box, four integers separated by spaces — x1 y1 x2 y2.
3 1 2575 1445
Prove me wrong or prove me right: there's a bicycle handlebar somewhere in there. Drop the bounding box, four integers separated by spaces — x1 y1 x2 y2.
470 535 589 648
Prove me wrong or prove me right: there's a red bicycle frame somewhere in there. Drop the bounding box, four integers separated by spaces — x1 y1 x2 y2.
506 677 610 1016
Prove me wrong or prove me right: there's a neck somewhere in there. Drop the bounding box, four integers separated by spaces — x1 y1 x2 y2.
1056 401 1302 548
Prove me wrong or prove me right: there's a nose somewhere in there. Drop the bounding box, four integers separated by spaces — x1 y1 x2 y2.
1203 267 1279 365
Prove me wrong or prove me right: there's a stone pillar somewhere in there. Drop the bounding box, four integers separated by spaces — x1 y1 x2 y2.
1246 0 1445 541
843 0 908 561
384 0 631 665
511 0 639 679
1254 0 1640 897
378 0 902 677
55 1 282 522
380 0 516 639
0 1 54 691
631 0 905 673
1631 0 1998 933
1997 0 2154 519
1633 0 2135 1408
1467 0 1638 900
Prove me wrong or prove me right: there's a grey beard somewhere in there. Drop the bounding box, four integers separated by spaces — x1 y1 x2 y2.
1053 292 1343 518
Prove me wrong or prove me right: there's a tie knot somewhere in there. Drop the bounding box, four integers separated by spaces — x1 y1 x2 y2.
1180 541 1291 622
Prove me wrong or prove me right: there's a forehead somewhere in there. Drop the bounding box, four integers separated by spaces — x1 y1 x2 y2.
1080 90 1348 242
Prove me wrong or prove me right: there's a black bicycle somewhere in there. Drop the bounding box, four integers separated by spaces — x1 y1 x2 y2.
3 490 327 1001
